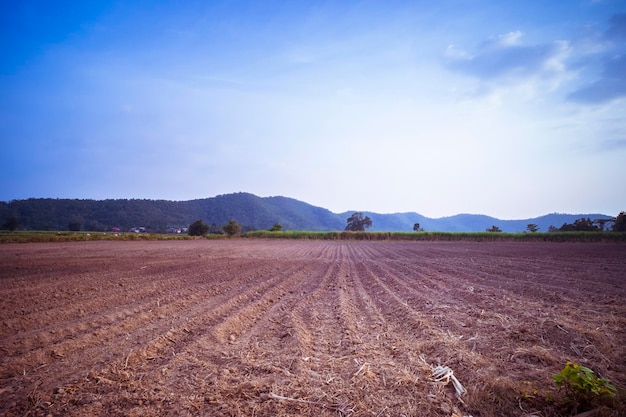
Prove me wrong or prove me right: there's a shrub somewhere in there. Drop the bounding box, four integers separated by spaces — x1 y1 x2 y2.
188 220 209 236
222 219 242 237
553 361 616 413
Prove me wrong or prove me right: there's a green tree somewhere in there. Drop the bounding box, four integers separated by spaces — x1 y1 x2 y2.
269 223 282 232
486 225 502 232
612 211 626 232
559 218 599 232
345 212 372 231
526 223 539 233
223 219 242 237
413 223 424 232
188 219 209 236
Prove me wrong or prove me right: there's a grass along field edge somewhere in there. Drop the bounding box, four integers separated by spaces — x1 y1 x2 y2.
1 230 625 243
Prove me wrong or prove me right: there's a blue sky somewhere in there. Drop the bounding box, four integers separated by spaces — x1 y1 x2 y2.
1 1 624 219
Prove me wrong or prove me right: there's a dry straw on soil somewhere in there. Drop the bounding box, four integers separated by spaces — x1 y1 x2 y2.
0 239 624 416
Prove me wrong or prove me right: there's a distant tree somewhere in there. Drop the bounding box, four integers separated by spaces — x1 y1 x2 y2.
559 218 599 232
188 219 209 236
223 219 242 237
526 223 539 233
612 212 626 232
3 216 19 231
413 223 424 232
548 225 558 233
486 225 502 232
345 212 372 231
269 223 282 232
574 217 600 231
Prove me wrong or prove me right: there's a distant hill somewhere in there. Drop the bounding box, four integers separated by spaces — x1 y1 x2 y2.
0 193 344 232
361 212 614 233
0 192 615 233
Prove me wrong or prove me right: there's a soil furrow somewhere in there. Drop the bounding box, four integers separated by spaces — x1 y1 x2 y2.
1 240 625 417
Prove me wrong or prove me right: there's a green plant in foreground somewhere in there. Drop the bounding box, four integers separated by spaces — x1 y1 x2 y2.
553 362 616 411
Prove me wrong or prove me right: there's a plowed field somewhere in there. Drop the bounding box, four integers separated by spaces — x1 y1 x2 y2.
1 240 625 416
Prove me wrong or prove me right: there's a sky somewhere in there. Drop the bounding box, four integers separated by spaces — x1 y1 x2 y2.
1 0 625 219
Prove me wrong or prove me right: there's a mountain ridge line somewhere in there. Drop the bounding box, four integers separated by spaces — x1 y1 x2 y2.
1 192 615 233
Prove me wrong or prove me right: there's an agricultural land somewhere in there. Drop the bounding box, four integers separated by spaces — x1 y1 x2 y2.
1 239 625 416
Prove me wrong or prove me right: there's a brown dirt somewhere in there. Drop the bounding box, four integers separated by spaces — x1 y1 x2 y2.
1 239 625 417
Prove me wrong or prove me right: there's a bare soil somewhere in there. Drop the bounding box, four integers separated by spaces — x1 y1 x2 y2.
1 240 625 416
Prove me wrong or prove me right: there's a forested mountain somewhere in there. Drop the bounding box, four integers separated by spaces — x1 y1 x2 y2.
0 193 343 232
0 192 614 233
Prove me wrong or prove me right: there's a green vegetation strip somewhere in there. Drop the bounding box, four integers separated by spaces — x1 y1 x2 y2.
243 230 626 242
2 230 625 243
0 231 201 243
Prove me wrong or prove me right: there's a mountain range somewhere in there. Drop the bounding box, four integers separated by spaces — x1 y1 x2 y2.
0 192 614 233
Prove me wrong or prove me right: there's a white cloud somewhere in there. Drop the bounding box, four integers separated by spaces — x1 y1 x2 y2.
493 31 524 47
444 31 573 99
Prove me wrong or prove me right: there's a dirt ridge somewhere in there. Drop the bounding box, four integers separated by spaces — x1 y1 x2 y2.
1 240 625 416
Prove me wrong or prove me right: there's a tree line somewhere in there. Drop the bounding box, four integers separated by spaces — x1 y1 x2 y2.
486 213 626 233
351 212 626 233
548 214 626 232
188 219 244 237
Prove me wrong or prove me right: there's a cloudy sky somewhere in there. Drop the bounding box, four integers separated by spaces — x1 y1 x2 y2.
1 1 624 219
